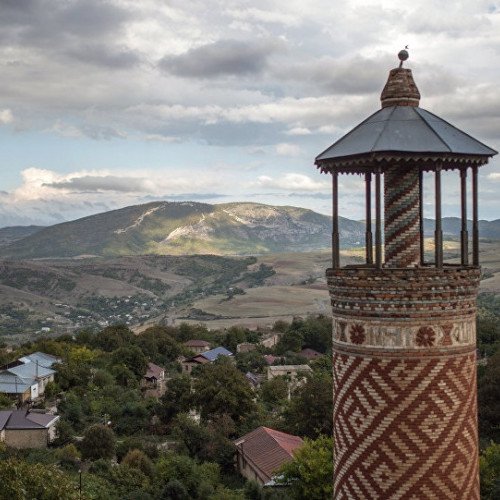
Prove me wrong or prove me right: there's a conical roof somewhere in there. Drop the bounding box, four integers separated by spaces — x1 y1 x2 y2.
315 58 497 171
316 105 497 161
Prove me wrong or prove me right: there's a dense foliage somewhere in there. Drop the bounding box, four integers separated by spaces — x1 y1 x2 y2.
0 302 498 498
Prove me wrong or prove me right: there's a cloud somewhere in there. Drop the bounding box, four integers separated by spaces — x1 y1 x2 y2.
275 143 302 157
0 109 13 124
159 38 280 78
254 173 330 191
44 175 155 193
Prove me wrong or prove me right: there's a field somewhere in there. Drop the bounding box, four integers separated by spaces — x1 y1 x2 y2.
1 239 500 341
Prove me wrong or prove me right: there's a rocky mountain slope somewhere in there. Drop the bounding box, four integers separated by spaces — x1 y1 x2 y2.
0 201 364 259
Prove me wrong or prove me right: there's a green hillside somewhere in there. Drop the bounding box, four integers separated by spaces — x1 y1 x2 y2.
0 201 365 259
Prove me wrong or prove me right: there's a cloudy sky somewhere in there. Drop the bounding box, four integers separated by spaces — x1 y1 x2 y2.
1 0 500 226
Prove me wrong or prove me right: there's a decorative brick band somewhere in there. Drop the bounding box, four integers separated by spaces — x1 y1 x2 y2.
384 166 421 267
327 266 481 321
332 349 479 499
333 317 476 350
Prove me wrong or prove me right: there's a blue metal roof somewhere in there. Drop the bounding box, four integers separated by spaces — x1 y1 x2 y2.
316 106 497 162
7 363 55 379
201 346 233 362
0 372 35 394
19 352 61 368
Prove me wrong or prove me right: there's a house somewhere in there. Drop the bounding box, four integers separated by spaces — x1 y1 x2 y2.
18 351 61 368
0 409 59 449
141 362 166 398
234 426 303 485
237 342 256 353
267 365 312 382
259 333 281 349
299 348 323 361
5 362 56 396
181 347 233 374
267 365 312 396
183 339 211 354
0 373 38 402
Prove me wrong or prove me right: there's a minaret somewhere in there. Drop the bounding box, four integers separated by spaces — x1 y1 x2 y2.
315 51 497 499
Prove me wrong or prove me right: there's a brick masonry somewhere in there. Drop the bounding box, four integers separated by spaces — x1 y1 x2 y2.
329 266 481 499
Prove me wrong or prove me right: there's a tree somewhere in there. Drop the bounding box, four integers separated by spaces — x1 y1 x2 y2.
111 346 148 378
158 375 193 425
93 324 134 352
260 377 288 409
480 442 500 499
0 392 13 409
283 371 333 438
122 449 154 478
192 357 257 426
0 458 78 499
478 349 500 441
278 435 333 500
80 423 116 460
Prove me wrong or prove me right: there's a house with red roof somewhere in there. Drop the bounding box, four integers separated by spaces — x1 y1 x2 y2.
234 426 303 485
141 362 166 398
183 339 211 354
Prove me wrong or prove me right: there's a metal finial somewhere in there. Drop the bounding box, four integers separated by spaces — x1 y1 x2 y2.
398 47 409 68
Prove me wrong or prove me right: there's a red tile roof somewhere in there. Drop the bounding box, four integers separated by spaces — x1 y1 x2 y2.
234 426 303 482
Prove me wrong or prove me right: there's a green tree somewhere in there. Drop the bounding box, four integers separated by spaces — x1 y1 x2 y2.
0 392 13 409
478 349 500 441
0 458 78 499
278 435 333 500
260 376 288 409
122 449 155 478
111 345 148 378
283 371 333 438
158 374 193 425
80 423 116 460
480 442 500 499
192 357 257 426
93 324 134 352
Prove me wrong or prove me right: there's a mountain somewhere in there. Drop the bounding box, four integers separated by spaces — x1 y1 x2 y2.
0 226 45 246
0 201 365 259
423 217 500 240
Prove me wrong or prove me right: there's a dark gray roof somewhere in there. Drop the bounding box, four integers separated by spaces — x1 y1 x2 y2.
1 409 59 429
0 411 11 430
316 106 497 162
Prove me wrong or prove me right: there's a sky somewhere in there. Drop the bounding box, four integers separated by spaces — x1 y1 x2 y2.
1 0 500 227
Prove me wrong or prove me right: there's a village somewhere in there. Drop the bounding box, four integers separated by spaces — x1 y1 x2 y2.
0 316 333 498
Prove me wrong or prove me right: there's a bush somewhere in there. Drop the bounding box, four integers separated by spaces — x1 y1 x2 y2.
80 424 116 461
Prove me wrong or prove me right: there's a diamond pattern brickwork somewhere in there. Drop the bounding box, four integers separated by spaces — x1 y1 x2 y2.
332 349 479 499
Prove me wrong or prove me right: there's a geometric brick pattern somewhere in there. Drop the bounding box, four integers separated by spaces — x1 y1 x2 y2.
333 318 476 349
332 349 479 499
328 267 481 322
384 166 421 267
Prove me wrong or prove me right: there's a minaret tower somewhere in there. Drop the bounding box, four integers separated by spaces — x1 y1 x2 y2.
315 51 497 499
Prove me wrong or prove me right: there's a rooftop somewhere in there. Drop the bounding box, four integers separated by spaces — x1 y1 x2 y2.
234 426 303 482
7 363 55 380
145 362 164 379
19 352 61 369
0 410 59 430
199 346 233 362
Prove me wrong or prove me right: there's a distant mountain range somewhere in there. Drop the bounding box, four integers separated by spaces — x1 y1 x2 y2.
0 201 498 259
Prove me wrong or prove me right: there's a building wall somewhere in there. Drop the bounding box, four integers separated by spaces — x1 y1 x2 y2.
236 451 266 486
329 267 481 499
4 428 48 449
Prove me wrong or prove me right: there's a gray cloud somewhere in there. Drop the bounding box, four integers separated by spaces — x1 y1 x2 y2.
66 44 142 69
44 175 150 193
159 39 279 78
